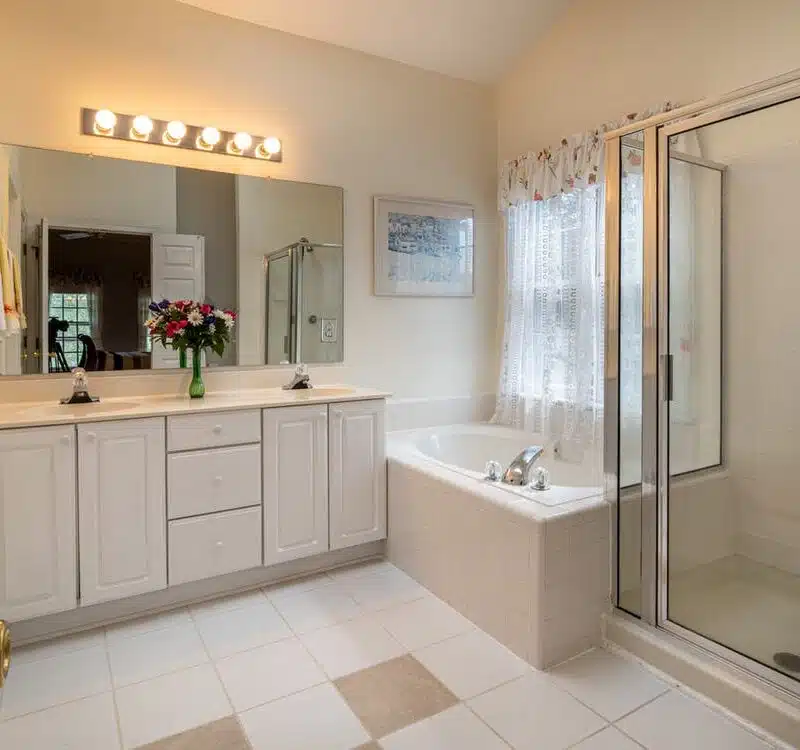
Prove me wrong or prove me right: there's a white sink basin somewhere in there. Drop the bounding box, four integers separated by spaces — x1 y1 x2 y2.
21 401 140 418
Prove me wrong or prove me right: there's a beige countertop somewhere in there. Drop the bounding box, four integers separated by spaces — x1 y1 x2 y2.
0 386 390 430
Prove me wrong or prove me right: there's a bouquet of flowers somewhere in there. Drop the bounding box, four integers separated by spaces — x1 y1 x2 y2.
145 299 236 358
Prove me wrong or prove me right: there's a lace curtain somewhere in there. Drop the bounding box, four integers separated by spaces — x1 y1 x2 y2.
494 105 674 448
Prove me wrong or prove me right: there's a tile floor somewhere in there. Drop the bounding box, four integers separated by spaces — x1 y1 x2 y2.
0 561 783 749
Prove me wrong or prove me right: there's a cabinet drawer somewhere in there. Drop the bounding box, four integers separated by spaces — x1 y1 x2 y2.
168 444 261 520
167 410 260 452
168 507 262 586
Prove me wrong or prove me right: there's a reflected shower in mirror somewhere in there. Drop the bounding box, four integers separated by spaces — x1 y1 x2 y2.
0 144 343 376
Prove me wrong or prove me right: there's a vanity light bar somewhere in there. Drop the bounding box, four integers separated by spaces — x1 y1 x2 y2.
80 108 283 162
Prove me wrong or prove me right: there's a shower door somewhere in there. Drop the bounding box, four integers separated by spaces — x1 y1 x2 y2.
606 72 800 697
658 87 800 691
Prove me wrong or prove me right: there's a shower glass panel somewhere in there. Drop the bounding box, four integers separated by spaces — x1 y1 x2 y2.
617 132 645 616
665 96 800 684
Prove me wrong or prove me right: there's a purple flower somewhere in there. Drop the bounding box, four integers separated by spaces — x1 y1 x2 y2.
158 299 170 310
148 302 161 313
204 315 216 326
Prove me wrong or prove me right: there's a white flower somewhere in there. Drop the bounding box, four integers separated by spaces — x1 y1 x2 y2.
222 312 235 327
208 323 216 335
213 309 225 318
187 309 203 326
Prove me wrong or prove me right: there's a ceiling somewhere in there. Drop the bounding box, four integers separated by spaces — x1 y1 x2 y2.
175 0 568 83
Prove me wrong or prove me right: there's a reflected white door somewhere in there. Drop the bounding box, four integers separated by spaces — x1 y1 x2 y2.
39 219 49 374
151 234 205 369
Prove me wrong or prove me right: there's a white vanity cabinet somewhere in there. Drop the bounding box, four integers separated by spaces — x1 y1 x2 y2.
329 400 387 550
0 426 76 621
263 404 329 565
78 418 167 606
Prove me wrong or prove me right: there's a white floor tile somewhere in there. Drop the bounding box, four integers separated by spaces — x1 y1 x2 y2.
548 649 669 721
336 565 428 612
264 572 333 602
468 672 607 750
193 598 292 659
414 629 530 700
616 690 773 750
300 616 406 679
189 589 269 619
12 628 105 666
270 581 364 635
105 607 193 643
374 596 474 651
240 683 370 750
328 559 398 584
0 692 120 750
216 637 327 712
380 704 510 750
115 663 231 749
107 621 207 687
0 645 111 719
572 727 643 750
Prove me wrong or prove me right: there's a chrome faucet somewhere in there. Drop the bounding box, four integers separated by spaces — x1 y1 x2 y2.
60 367 99 404
283 364 312 390
501 445 545 485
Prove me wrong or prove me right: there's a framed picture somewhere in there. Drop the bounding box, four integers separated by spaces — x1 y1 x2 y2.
374 196 475 297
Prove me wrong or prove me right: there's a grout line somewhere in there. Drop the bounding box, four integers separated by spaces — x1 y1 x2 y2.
462 702 514 748
610 690 670 724
103 630 126 750
187 606 237 720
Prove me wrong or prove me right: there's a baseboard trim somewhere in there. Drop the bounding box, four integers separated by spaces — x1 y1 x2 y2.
11 541 385 646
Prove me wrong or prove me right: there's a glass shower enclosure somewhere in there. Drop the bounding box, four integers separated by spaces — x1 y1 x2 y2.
605 73 800 696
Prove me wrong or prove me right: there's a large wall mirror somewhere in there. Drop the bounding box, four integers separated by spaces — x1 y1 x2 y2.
0 144 343 376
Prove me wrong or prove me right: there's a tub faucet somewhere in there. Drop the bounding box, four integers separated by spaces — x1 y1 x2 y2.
501 445 545 485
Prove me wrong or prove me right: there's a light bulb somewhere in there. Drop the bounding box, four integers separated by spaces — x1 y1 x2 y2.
131 115 154 138
164 120 187 145
232 131 252 152
264 136 281 155
198 126 221 149
94 109 117 134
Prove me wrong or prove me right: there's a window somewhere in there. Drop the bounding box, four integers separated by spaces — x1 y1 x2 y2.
48 292 95 371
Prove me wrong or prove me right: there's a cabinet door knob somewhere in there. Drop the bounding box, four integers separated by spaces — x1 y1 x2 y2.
213 476 223 486
86 432 96 443
212 425 223 435
60 435 71 446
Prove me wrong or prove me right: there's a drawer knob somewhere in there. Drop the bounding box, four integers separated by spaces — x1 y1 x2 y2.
215 541 224 548
212 425 223 435
213 476 223 486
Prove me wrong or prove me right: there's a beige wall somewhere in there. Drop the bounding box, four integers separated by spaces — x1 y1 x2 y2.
497 0 800 161
1 0 498 400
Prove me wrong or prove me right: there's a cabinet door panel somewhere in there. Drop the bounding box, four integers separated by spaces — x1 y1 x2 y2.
263 405 328 565
0 426 76 621
329 400 386 550
79 418 166 605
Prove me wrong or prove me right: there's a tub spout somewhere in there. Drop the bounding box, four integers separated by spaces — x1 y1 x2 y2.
501 445 545 486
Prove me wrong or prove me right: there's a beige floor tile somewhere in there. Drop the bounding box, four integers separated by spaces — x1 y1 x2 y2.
138 716 249 750
334 654 458 739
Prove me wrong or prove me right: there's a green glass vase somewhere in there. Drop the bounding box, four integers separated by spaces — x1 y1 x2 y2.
179 349 187 369
189 348 205 399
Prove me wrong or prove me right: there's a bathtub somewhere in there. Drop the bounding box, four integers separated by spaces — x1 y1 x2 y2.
387 423 610 668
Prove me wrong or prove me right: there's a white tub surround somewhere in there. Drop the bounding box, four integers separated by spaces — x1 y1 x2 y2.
387 424 610 669
0 387 388 643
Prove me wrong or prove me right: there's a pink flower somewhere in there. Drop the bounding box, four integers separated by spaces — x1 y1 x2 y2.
200 304 212 315
176 319 188 329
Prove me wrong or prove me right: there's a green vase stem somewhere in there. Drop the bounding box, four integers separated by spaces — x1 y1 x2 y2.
189 348 205 398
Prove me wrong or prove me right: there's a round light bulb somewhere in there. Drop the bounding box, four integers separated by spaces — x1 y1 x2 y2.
94 109 117 133
131 115 154 138
264 136 282 155
232 132 252 152
200 126 221 148
165 120 187 143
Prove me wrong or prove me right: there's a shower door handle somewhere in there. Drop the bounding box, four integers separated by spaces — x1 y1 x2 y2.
663 354 674 402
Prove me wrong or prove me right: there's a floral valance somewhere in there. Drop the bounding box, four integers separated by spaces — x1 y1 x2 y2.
499 103 677 210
